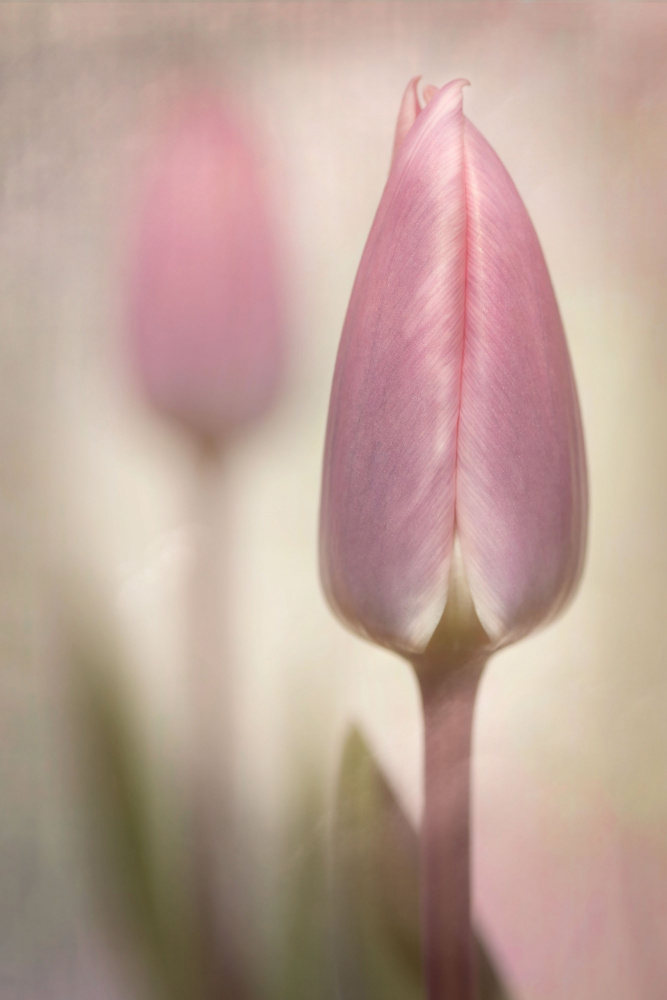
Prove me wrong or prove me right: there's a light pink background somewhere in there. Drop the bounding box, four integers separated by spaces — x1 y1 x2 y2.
2 5 666 998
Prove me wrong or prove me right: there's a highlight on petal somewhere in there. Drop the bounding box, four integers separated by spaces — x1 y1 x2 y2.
455 119 587 645
319 79 587 658
320 81 469 655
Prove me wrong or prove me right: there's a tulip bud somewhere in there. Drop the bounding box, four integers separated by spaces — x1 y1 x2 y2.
127 92 285 443
320 78 587 664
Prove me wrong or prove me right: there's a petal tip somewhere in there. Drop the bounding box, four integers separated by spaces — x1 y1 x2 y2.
392 76 423 160
391 76 470 166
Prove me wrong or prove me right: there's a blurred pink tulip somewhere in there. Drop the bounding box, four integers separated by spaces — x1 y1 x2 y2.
320 77 587 663
127 93 285 442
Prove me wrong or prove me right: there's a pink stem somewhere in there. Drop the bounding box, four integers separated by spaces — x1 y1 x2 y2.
187 441 249 998
189 440 232 835
417 657 486 1000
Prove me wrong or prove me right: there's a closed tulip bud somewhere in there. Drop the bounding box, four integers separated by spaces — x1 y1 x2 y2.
127 92 285 443
320 77 587 666
320 78 588 1000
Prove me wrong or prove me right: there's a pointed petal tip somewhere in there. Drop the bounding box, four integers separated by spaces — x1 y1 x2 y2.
431 77 470 112
392 76 423 161
391 77 470 167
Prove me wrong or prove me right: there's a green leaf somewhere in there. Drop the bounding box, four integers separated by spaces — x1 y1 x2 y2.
67 627 202 1000
333 726 513 1000
333 726 425 1000
273 776 337 1000
477 937 513 1000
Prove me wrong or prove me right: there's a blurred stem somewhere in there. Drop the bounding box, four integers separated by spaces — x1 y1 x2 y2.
416 656 486 1000
187 438 249 1000
189 438 230 829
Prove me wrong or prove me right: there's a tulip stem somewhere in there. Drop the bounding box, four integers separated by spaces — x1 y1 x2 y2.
189 438 227 823
187 440 249 999
417 657 486 1000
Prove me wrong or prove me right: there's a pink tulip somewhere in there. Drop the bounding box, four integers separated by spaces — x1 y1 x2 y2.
320 77 587 662
125 98 286 991
320 78 588 1000
127 93 285 442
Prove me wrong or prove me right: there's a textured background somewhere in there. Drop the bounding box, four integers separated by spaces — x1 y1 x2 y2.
2 4 667 998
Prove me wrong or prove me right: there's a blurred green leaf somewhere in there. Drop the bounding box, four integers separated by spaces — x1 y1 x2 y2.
333 727 425 1000
68 628 202 1000
477 937 512 1000
334 726 512 1000
274 776 337 1000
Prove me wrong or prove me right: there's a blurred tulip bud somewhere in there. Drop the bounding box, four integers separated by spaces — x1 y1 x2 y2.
127 92 285 442
320 78 587 664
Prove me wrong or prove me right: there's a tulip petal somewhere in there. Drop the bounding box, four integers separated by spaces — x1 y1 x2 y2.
320 80 469 654
456 120 587 644
391 76 422 162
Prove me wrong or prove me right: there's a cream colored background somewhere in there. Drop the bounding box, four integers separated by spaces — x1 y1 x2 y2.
2 4 667 998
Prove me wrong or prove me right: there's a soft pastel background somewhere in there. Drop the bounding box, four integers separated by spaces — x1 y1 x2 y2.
2 3 667 998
